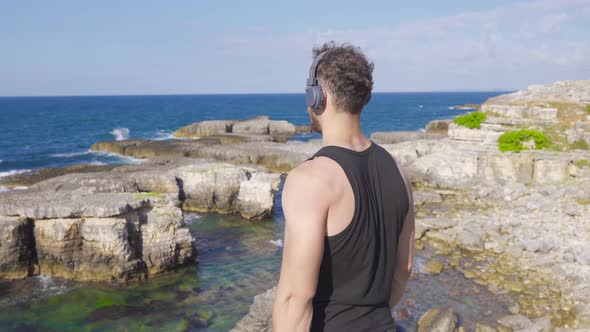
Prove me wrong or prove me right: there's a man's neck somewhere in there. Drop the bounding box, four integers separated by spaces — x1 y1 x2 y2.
320 113 369 149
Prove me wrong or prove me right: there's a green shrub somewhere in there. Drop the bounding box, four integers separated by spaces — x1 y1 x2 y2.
454 111 487 129
575 160 590 168
498 129 548 152
586 105 590 114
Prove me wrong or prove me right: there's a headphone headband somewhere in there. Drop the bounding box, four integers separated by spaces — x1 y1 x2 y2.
307 51 328 86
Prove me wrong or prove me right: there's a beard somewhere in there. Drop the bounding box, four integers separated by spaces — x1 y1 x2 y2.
307 107 322 134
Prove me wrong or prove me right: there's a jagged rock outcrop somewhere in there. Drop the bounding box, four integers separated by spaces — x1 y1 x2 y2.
0 216 36 278
174 162 281 218
232 288 275 332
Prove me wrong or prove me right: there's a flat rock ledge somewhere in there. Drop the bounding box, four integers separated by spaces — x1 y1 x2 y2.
0 158 282 281
173 116 301 143
0 194 193 281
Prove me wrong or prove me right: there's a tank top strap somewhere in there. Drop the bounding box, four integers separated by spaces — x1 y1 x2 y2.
304 146 360 183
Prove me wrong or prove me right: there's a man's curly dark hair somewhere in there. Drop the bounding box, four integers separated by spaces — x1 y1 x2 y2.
312 41 374 114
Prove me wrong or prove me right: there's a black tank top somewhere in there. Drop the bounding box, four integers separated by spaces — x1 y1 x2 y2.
305 140 410 332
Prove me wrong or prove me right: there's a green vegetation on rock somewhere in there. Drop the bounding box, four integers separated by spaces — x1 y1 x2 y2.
132 192 166 199
498 129 548 153
575 160 590 168
586 105 590 114
571 139 589 150
454 111 487 129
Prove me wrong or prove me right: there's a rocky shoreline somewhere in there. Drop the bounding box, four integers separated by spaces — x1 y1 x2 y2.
1 80 589 330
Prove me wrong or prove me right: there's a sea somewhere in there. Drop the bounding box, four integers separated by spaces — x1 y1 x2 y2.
0 92 517 332
0 92 505 175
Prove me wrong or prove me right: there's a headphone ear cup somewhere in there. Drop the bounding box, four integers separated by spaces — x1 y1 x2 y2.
309 86 324 109
305 86 316 108
316 86 325 109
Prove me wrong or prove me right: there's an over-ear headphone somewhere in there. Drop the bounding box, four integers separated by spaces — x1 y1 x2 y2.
306 51 329 111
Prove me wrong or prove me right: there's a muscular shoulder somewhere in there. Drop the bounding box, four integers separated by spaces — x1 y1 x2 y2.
282 157 342 208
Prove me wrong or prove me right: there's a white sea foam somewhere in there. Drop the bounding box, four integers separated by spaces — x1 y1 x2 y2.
0 186 10 192
90 150 144 164
0 159 3 163
49 151 91 158
152 129 177 141
89 160 108 166
0 169 31 178
111 127 130 141
269 239 283 247
417 128 426 132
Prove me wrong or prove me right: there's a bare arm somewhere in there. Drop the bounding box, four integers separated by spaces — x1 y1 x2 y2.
272 164 329 332
389 161 415 308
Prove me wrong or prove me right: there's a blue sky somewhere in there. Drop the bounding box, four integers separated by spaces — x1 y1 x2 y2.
1 0 589 96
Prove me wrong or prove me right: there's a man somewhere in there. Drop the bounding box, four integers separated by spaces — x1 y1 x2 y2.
272 42 415 331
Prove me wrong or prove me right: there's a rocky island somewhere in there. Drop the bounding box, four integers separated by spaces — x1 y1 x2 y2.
1 81 589 331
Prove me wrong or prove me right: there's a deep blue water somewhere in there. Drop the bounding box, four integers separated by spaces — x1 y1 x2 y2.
0 92 504 175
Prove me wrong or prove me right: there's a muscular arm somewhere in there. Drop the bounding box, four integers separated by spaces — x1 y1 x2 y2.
272 164 330 332
389 161 415 308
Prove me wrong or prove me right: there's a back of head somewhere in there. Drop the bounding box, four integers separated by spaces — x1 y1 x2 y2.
313 42 374 114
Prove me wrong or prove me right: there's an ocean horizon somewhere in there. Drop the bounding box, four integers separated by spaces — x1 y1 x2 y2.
0 92 507 177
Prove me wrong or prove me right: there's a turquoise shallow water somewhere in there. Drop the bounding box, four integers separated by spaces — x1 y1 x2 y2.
0 210 514 332
0 213 284 332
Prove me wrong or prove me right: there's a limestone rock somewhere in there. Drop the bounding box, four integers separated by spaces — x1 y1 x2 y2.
173 120 235 138
174 163 281 220
417 307 458 332
269 120 296 136
0 216 36 279
533 158 572 184
423 259 444 274
370 131 446 144
409 149 479 188
448 123 503 143
497 315 533 330
236 172 282 219
0 163 119 188
0 189 148 219
140 198 195 276
482 80 590 105
173 116 297 141
414 191 443 205
232 288 275 332
35 216 145 280
426 120 452 134
475 323 497 332
456 228 485 252
176 163 248 214
32 195 195 281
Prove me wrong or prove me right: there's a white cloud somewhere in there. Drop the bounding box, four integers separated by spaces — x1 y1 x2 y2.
208 0 590 91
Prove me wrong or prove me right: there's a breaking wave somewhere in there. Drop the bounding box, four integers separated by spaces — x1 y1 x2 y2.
111 128 130 141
